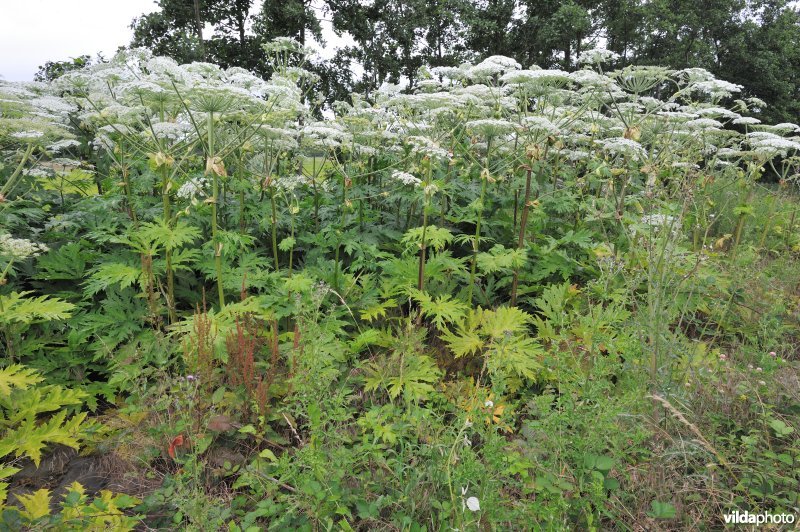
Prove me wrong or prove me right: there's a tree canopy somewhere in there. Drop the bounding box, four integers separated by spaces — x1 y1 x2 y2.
39 0 799 121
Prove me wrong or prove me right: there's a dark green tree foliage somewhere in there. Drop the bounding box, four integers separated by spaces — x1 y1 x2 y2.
606 0 800 122
599 0 644 62
34 56 93 82
420 0 471 67
131 1 322 77
326 0 427 95
324 0 474 96
131 0 264 72
130 0 210 64
716 2 800 122
461 0 516 58
510 0 594 69
257 0 322 44
126 0 800 121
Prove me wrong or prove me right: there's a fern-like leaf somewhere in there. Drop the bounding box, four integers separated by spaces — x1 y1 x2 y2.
17 488 51 521
0 365 43 397
83 262 141 296
0 292 75 324
0 410 87 466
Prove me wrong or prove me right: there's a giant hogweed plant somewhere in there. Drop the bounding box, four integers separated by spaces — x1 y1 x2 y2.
1 40 800 528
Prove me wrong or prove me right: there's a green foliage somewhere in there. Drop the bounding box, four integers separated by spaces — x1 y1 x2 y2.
2 482 141 530
0 364 95 528
443 306 544 387
34 55 92 82
0 292 75 324
4 31 800 530
407 288 468 329
363 325 442 402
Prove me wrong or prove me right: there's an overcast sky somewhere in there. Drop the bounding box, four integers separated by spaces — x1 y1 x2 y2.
0 0 159 81
0 0 349 82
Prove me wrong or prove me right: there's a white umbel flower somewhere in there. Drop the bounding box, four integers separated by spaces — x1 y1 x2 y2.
595 138 647 160
468 56 521 80
391 171 421 187
10 130 44 141
0 233 49 259
577 47 620 65
176 177 209 199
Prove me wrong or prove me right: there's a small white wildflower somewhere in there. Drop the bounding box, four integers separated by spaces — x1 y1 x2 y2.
0 233 49 259
657 111 699 121
693 106 739 119
23 167 53 178
391 171 421 187
47 139 81 152
641 213 678 227
569 69 616 88
595 137 647 160
275 174 309 193
149 121 194 143
468 55 521 80
521 116 560 135
176 177 209 199
685 118 723 130
690 79 742 99
733 116 761 126
466 119 517 137
405 135 450 160
430 66 464 80
750 136 800 157
11 130 44 141
577 47 620 65
30 96 76 115
484 400 494 408
769 122 800 133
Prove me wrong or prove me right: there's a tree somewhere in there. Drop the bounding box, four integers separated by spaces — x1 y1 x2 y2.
461 0 517 59
607 0 800 122
256 0 322 45
131 0 263 71
126 0 799 121
34 56 93 82
717 1 800 122
511 0 595 69
130 0 210 64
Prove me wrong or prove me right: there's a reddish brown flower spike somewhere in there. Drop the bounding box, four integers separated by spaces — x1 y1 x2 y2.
168 434 185 459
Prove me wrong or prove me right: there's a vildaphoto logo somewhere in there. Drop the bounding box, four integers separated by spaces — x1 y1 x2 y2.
723 510 796 525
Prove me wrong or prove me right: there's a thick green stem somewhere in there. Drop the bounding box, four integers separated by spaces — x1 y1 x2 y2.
161 165 176 323
1 144 35 199
468 177 488 305
732 188 755 259
417 201 430 293
270 187 279 271
468 138 492 304
511 165 534 306
117 143 137 224
334 175 348 291
208 112 225 308
417 163 434 297
288 211 295 274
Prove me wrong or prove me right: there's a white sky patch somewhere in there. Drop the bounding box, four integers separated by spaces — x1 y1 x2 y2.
0 0 158 81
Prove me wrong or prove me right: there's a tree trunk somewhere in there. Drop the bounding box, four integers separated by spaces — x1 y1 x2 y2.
193 0 206 59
